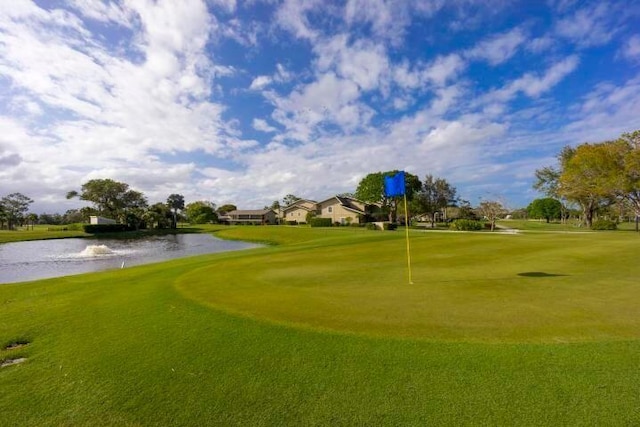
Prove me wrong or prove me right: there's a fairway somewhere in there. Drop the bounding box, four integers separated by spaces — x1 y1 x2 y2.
2 226 640 425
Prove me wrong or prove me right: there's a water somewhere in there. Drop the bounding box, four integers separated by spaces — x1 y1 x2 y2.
0 234 260 284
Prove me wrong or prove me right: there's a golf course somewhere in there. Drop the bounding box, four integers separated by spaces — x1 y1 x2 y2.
1 225 639 425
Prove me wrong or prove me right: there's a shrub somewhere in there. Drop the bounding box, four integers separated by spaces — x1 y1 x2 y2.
450 219 484 231
383 222 397 231
309 217 333 227
83 224 132 233
591 219 617 230
366 223 378 230
286 221 298 226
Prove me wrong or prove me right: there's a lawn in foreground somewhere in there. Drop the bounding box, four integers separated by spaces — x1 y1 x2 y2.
1 226 639 425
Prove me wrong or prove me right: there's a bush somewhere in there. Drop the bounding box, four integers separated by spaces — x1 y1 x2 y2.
286 221 298 225
383 222 397 231
591 219 617 230
450 219 484 231
83 224 132 233
309 217 333 227
366 223 378 230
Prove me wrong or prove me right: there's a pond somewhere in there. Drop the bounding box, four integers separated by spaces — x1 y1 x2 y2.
0 233 261 284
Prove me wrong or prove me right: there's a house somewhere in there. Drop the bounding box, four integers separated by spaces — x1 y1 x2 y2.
282 199 318 224
89 216 117 225
317 196 369 224
226 209 277 225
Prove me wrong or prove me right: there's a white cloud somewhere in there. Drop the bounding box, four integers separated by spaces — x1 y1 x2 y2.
483 55 580 103
275 0 322 41
314 35 390 91
466 27 527 65
252 118 277 133
554 3 617 47
250 75 273 90
621 34 640 60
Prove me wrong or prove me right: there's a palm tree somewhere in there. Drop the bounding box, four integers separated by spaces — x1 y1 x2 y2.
166 194 185 229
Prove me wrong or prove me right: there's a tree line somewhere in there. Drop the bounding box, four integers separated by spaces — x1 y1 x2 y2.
534 129 640 229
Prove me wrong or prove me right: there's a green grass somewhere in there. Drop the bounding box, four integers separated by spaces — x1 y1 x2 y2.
0 226 88 243
2 226 640 425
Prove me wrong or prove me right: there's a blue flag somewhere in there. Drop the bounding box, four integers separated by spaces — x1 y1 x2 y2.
384 171 405 197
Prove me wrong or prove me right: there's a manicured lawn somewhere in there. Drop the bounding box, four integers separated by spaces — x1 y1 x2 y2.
1 226 640 425
0 226 88 243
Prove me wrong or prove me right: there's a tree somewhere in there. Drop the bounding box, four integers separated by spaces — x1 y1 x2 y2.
67 179 132 219
527 198 562 223
282 194 301 207
1 193 33 230
166 194 185 229
477 200 507 231
536 144 615 228
616 130 640 231
121 190 148 230
354 171 421 222
26 213 38 230
558 143 620 228
144 203 172 229
413 174 457 227
185 201 218 224
217 204 237 215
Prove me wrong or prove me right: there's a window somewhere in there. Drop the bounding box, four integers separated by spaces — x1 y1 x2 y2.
328 207 333 213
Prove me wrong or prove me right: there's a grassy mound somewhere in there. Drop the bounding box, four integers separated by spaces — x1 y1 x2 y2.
178 229 640 343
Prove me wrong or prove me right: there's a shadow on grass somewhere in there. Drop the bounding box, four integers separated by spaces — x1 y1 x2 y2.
517 272 568 278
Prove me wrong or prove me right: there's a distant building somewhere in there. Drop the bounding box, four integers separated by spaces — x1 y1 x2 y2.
89 216 117 225
226 209 277 225
282 196 376 225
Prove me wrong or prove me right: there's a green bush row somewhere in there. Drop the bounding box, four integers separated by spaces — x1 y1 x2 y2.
309 218 333 227
449 219 484 231
590 219 617 230
83 224 133 233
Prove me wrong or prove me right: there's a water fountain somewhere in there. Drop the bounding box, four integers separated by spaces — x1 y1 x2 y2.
79 244 115 257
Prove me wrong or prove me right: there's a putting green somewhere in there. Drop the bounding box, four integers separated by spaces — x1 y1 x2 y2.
177 230 640 343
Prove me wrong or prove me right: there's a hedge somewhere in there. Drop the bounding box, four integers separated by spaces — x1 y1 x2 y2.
83 224 132 233
309 217 333 227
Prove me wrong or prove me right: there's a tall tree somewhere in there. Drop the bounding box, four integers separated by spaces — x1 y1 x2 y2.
355 171 421 222
166 194 185 229
217 204 237 215
413 174 457 227
557 143 619 227
527 198 562 223
144 203 172 229
185 201 218 224
67 179 131 220
282 194 301 207
1 193 33 230
616 130 640 231
121 190 148 230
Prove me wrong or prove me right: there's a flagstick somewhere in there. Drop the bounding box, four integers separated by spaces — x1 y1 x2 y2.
403 192 413 284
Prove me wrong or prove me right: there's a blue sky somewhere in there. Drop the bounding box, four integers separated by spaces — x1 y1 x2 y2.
1 0 639 213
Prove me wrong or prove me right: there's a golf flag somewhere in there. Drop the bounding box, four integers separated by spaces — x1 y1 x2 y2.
384 171 405 197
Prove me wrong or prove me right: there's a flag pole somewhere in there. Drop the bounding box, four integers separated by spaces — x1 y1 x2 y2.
403 192 413 284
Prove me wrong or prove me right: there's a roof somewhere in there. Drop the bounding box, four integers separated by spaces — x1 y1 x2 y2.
227 209 274 216
318 196 367 215
282 199 317 212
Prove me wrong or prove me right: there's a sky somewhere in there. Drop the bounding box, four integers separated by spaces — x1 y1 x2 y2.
1 0 639 213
